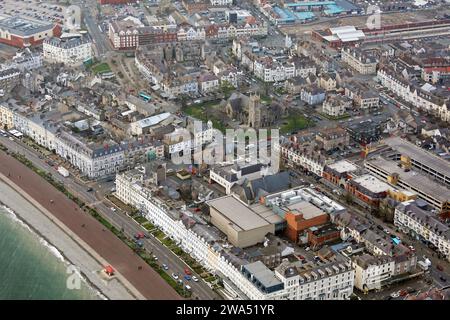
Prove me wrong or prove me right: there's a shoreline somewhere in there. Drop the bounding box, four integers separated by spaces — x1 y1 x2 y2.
0 176 139 300
0 203 107 300
0 149 180 300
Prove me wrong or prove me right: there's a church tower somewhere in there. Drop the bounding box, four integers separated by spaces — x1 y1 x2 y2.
248 93 261 128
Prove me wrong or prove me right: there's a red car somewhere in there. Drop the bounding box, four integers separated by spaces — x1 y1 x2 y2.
184 268 192 275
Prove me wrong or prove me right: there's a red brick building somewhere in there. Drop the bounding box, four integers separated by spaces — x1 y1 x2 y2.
0 16 61 48
109 19 177 50
322 159 359 187
284 204 329 243
307 224 341 248
345 174 389 208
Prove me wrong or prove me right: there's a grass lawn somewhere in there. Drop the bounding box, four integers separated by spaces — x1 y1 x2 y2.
154 230 166 241
142 222 155 231
220 83 235 97
319 112 351 121
134 216 149 224
281 114 313 134
162 237 175 247
92 62 111 74
184 101 226 133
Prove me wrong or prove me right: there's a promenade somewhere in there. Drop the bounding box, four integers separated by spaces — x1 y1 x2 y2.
0 150 180 300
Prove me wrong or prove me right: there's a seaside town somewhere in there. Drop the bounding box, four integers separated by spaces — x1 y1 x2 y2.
0 0 449 302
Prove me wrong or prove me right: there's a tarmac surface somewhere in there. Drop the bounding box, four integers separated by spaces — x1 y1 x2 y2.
0 150 180 300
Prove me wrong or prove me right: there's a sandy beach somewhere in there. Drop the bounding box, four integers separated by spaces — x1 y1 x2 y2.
0 179 137 300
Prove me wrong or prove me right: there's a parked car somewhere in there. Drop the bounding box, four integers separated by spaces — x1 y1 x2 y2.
185 285 192 291
134 232 145 240
184 268 192 275
172 273 179 280
192 276 199 282
184 275 191 281
162 264 169 270
152 255 158 261
87 187 93 192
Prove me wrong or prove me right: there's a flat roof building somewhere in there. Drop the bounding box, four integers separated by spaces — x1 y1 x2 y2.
241 261 284 294
0 15 61 48
207 195 276 248
365 157 450 213
382 137 450 188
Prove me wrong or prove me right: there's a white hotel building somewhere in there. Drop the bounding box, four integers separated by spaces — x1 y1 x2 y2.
115 169 355 300
0 104 124 178
43 35 92 66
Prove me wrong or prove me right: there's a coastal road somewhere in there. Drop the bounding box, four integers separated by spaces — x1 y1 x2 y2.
0 147 180 300
0 136 219 300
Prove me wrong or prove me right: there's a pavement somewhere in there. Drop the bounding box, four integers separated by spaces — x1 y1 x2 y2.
0 178 136 300
0 145 180 300
0 135 220 300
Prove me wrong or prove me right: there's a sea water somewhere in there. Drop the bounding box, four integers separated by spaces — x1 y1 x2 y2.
0 206 99 300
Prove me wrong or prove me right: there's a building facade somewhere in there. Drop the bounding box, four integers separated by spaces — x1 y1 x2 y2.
43 36 92 66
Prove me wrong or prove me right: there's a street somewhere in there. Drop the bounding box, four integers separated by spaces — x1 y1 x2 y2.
290 165 450 295
71 0 110 57
0 135 220 300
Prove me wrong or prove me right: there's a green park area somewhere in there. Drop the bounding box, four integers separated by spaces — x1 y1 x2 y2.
281 113 314 134
183 100 226 133
91 62 112 74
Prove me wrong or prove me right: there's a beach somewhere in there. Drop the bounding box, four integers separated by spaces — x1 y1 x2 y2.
0 150 180 300
0 179 136 300
0 205 98 300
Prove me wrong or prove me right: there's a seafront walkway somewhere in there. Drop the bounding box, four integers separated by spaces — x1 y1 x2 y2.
0 151 180 300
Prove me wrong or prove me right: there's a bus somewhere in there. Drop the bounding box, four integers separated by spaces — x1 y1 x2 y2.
138 91 152 102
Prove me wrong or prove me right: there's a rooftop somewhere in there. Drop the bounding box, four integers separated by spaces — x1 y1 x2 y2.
352 174 391 194
207 195 273 232
397 200 450 240
326 160 359 174
134 112 171 129
0 15 54 37
366 157 450 202
383 137 450 177
242 261 283 290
